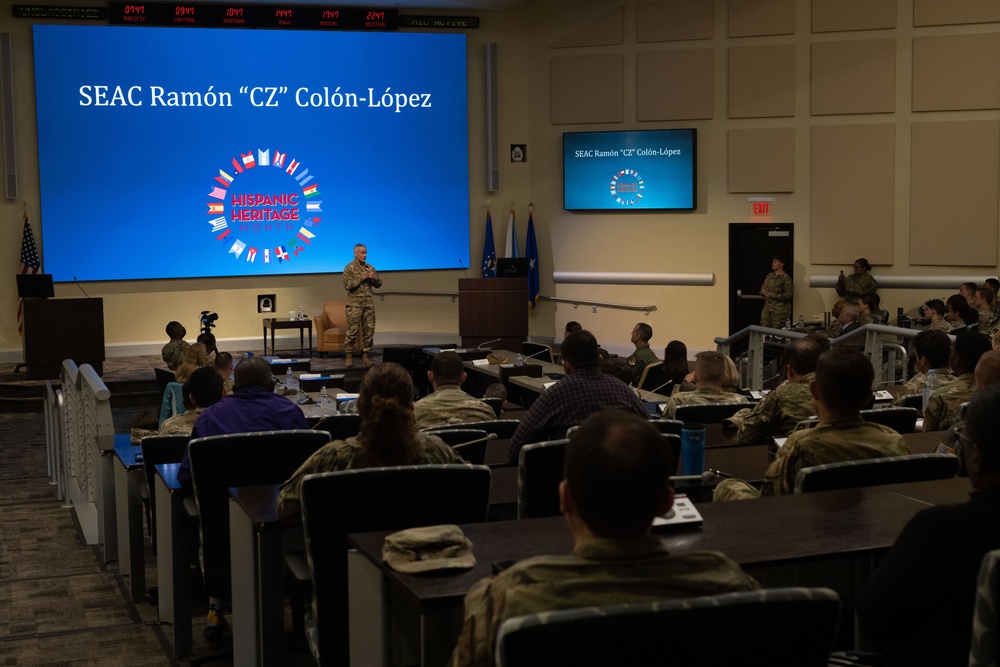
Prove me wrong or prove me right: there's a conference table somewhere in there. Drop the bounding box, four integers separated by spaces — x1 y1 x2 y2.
346 477 972 667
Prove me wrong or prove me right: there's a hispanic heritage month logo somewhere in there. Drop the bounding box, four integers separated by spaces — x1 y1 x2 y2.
206 148 322 267
609 168 645 206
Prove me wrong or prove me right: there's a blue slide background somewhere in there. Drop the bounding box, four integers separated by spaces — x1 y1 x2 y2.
33 25 469 281
563 130 696 211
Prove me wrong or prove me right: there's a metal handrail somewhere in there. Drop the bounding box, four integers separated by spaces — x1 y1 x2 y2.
539 296 657 314
377 290 457 301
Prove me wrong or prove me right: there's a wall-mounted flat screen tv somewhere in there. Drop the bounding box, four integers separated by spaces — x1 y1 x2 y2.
563 129 696 211
32 25 469 282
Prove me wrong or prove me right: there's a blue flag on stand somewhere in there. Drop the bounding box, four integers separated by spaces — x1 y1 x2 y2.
481 212 497 277
526 213 539 308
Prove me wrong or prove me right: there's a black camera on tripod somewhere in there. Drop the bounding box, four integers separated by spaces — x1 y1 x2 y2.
200 310 219 335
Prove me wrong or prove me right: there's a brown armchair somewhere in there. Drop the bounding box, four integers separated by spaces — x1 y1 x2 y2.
314 300 356 356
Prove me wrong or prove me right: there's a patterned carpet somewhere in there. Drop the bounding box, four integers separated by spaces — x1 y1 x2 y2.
0 361 326 665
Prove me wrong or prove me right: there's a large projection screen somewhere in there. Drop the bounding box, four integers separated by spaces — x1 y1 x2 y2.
33 25 470 281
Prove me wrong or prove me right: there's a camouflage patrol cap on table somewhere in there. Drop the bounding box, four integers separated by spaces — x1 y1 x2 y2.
382 524 476 573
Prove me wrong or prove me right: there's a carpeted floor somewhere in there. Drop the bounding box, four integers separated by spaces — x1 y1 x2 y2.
0 356 332 665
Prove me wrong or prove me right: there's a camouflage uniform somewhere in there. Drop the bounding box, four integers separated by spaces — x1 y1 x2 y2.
161 339 190 371
627 343 659 384
858 312 873 326
927 318 952 333
892 367 956 407
714 419 910 500
343 258 382 353
449 537 759 667
923 373 975 432
725 373 816 443
276 432 462 522
413 385 498 430
662 387 749 420
822 321 842 339
978 307 994 331
158 408 204 436
836 273 878 301
759 271 793 329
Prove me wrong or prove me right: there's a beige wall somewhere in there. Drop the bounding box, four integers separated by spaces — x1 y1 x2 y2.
2 0 999 361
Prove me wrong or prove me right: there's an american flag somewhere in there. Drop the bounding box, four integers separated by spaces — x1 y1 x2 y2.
17 212 41 334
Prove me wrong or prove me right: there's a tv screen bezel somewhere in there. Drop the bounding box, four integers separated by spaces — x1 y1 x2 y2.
562 128 697 212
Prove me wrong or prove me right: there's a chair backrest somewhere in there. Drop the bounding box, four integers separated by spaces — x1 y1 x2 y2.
430 419 521 441
300 465 491 667
188 430 331 598
154 367 176 396
794 453 959 494
651 418 683 436
140 434 190 549
482 396 504 419
861 407 919 434
521 341 554 364
312 413 363 441
495 588 841 667
898 394 923 411
674 402 750 425
423 428 490 465
517 439 569 519
322 300 348 327
970 549 1000 667
636 361 674 394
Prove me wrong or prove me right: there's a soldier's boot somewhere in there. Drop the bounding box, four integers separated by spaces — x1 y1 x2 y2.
362 352 372 366
345 353 353 368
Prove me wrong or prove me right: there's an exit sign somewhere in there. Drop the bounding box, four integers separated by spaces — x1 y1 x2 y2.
748 197 775 217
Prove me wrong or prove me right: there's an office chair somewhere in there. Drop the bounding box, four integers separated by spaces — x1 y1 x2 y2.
423 428 490 465
300 465 491 666
521 341 555 364
794 453 959 493
861 407 919 434
674 402 752 425
636 361 674 395
496 588 841 667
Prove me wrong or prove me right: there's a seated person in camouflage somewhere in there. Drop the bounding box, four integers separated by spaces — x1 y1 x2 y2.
450 411 760 667
976 349 1000 391
158 367 224 436
823 300 848 338
413 351 497 429
725 337 823 443
160 321 190 371
973 287 996 331
662 351 748 419
987 279 1000 320
277 362 464 523
715 348 910 501
626 322 658 385
214 352 234 395
921 299 951 332
924 331 991 432
893 329 955 407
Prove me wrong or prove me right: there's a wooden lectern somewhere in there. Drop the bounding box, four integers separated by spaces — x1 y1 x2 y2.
458 278 528 350
22 298 105 379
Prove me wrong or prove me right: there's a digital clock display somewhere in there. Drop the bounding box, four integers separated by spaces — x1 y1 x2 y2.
107 3 399 30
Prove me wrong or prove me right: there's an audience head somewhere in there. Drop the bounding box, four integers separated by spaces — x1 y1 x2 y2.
804 332 832 353
839 304 860 325
483 382 507 401
976 287 995 309
783 337 823 378
561 411 673 539
630 322 652 346
184 366 224 410
356 362 420 466
961 385 1000 490
662 340 689 376
772 254 787 272
853 258 872 275
174 342 208 382
214 351 233 375
862 293 881 312
600 356 634 385
986 278 1000 297
924 299 946 319
812 348 874 416
233 355 275 392
560 330 601 370
429 351 465 388
721 354 742 391
831 300 847 319
912 329 952 372
960 282 978 303
196 332 217 355
693 351 727 388
564 321 582 337
953 331 992 376
165 321 186 339
947 294 975 324
975 350 1000 391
